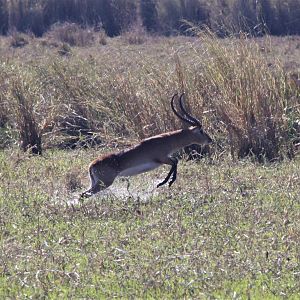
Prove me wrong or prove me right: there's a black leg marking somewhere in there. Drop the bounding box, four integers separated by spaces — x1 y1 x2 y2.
157 165 175 187
168 164 177 187
157 158 178 188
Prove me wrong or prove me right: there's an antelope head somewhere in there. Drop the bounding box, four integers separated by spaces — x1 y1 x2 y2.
171 93 213 145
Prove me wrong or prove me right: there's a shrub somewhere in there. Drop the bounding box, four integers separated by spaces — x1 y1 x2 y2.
10 32 29 48
47 23 95 47
98 30 108 46
58 43 72 56
121 23 148 45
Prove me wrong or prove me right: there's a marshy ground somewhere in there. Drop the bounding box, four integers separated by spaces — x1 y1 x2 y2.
1 148 300 298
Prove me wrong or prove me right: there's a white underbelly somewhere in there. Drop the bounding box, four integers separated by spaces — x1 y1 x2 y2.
119 162 161 177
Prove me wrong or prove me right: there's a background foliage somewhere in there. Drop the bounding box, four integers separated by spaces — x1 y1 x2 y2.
0 0 299 37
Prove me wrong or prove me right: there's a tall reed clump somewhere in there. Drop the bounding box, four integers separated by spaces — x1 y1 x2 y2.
11 80 42 155
31 60 103 148
194 31 298 161
1 62 71 153
0 63 34 153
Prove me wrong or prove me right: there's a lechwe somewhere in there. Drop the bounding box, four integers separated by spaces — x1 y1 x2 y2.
80 93 213 199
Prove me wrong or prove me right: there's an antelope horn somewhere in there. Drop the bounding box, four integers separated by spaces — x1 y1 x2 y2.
178 93 202 128
171 93 196 126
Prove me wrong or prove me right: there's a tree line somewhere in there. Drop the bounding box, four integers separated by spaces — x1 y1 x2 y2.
0 0 299 37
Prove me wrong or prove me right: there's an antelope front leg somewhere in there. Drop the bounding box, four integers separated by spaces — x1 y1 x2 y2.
157 158 178 188
168 162 178 187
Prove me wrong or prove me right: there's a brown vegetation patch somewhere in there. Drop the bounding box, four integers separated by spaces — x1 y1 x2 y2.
46 23 95 47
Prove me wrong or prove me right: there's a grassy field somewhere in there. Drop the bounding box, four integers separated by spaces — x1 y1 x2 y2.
1 148 300 298
0 31 300 298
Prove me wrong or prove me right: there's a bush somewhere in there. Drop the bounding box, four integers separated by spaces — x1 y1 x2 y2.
47 23 95 47
98 30 108 46
121 24 148 45
10 33 29 48
58 43 72 56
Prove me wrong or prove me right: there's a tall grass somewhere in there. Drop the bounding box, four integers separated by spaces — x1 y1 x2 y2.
11 81 42 155
193 32 298 160
0 32 299 160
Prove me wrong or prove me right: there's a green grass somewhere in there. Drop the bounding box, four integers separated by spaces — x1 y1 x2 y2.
1 148 300 298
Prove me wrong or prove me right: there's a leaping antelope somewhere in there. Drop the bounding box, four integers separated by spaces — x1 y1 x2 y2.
80 93 212 199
